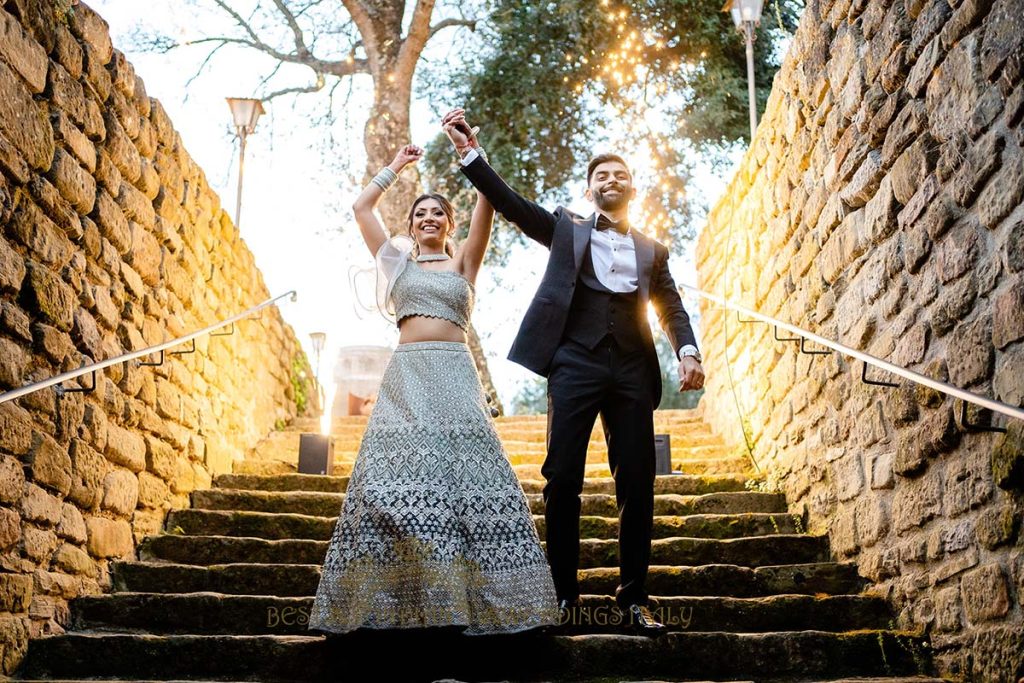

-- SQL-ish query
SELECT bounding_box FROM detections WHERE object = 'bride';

[308,139,559,635]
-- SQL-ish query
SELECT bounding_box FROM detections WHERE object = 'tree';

[422,0,802,257]
[138,0,802,411]
[136,0,504,409]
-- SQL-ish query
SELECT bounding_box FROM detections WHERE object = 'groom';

[443,110,704,634]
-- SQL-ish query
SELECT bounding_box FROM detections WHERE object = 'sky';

[88,0,746,413]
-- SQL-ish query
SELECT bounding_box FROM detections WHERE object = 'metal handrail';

[680,284,1024,425]
[0,290,298,405]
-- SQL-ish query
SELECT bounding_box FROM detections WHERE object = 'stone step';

[314,432,727,451]
[112,560,869,598]
[17,630,927,682]
[166,509,799,541]
[512,460,752,480]
[504,444,737,465]
[190,489,786,517]
[11,679,952,683]
[232,458,754,479]
[71,592,894,636]
[212,473,752,496]
[250,445,740,468]
[289,410,707,432]
[137,533,828,568]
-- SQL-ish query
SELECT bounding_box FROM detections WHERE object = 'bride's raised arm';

[443,114,493,285]
[457,188,494,285]
[352,144,423,257]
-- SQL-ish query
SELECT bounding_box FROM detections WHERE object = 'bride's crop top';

[375,237,474,332]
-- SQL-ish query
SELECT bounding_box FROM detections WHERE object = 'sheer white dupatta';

[374,234,415,324]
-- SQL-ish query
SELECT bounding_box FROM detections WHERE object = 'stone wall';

[695,0,1023,679]
[0,0,319,672]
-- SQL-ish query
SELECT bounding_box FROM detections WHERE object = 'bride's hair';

[407,193,457,257]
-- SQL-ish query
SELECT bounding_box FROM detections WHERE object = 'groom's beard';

[593,185,630,212]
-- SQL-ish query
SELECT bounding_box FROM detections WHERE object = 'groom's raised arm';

[459,151,557,248]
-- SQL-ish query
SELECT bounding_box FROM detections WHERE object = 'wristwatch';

[679,345,702,364]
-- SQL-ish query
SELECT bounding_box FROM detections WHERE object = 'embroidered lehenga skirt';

[309,341,559,635]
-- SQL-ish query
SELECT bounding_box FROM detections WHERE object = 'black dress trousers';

[542,334,656,609]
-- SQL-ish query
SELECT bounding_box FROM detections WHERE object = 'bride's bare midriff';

[398,316,468,344]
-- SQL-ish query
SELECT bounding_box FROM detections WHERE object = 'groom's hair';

[587,154,631,184]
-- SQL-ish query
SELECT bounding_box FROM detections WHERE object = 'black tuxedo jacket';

[460,155,697,407]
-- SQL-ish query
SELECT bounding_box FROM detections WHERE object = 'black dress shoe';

[625,603,666,635]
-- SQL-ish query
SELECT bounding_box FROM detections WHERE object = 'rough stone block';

[84,516,133,559]
[22,260,75,332]
[0,335,27,390]
[0,453,25,506]
[0,59,52,170]
[947,314,993,386]
[992,279,1024,348]
[977,143,1024,229]
[977,503,1020,549]
[104,423,146,473]
[26,431,72,496]
[20,482,61,525]
[890,138,935,204]
[101,468,139,516]
[67,437,107,509]
[0,7,48,93]
[91,189,131,255]
[979,0,1024,80]
[926,34,985,143]
[0,505,20,551]
[47,146,96,215]
[893,469,943,533]
[929,275,977,336]
[102,110,141,185]
[145,434,178,481]
[0,572,31,612]
[952,130,1005,206]
[993,345,1024,409]
[56,502,87,544]
[52,542,95,577]
[961,563,1010,622]
[27,175,83,244]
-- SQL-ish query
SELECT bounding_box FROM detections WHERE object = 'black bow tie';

[595,214,629,235]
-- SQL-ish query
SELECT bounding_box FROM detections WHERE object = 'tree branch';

[263,70,327,101]
[181,36,369,76]
[428,17,477,41]
[339,0,380,67]
[270,0,312,58]
[396,0,437,82]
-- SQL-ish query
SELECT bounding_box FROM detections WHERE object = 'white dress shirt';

[460,147,700,362]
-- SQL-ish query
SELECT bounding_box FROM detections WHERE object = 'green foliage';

[507,332,703,415]
[290,353,310,416]
[654,333,704,409]
[421,0,802,261]
[510,376,549,415]
[54,0,75,25]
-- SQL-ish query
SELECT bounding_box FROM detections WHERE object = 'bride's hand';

[391,144,424,169]
[442,109,479,153]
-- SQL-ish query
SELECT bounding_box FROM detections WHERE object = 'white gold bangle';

[371,167,398,192]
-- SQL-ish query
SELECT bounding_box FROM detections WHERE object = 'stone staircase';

[15,410,944,682]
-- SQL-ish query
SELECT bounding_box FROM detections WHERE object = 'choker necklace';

[416,253,450,262]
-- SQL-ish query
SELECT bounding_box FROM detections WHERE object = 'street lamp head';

[226,97,265,136]
[723,0,764,28]
[310,332,327,354]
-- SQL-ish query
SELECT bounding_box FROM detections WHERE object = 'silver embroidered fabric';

[389,259,475,332]
[308,341,559,635]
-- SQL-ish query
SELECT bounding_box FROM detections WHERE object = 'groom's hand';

[678,357,704,392]
[441,108,478,155]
